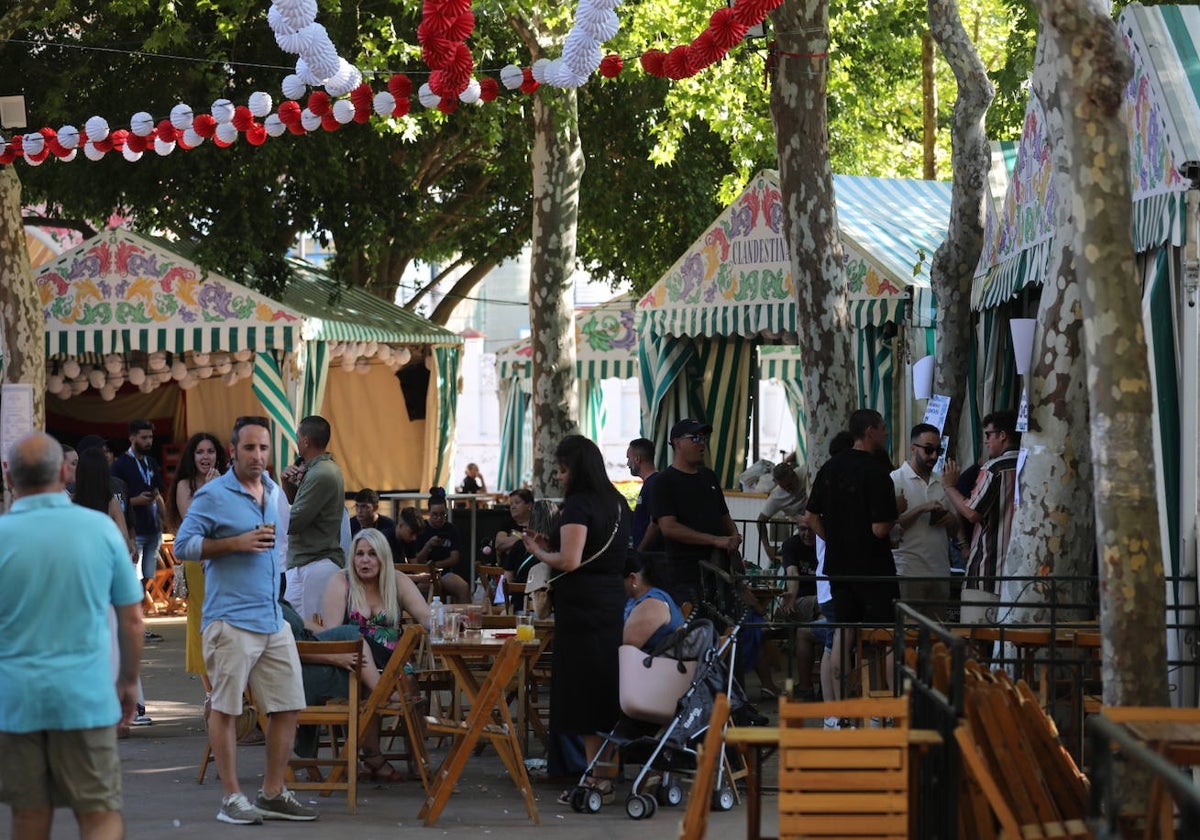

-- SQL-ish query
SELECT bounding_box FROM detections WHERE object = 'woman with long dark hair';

[522,435,630,803]
[165,432,229,709]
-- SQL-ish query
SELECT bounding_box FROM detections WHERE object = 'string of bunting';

[0,0,782,165]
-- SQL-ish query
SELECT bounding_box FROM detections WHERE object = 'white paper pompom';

[100,384,118,401]
[85,116,110,142]
[281,74,307,101]
[128,367,146,386]
[87,368,107,389]
[331,99,355,124]
[138,378,156,394]
[179,375,200,391]
[104,354,123,373]
[233,358,253,376]
[148,351,167,370]
[182,128,205,147]
[215,122,238,143]
[154,138,176,156]
[267,4,294,36]
[296,57,323,86]
[130,111,155,136]
[24,150,45,166]
[575,4,620,42]
[83,141,105,161]
[500,64,525,90]
[62,359,81,379]
[417,83,440,109]
[57,125,79,149]
[459,79,481,104]
[394,347,412,366]
[341,354,357,372]
[171,360,189,381]
[211,99,235,123]
[531,58,552,83]
[47,375,64,395]
[60,148,77,162]
[300,108,322,132]
[563,29,603,77]
[193,365,213,379]
[22,132,44,156]
[248,91,273,117]
[264,114,287,137]
[121,145,143,162]
[170,103,194,130]
[324,59,361,97]
[372,91,396,116]
[107,373,125,389]
[275,0,318,31]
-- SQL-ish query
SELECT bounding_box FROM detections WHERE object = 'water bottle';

[429,596,444,641]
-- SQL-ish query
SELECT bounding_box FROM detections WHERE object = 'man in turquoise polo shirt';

[0,432,144,840]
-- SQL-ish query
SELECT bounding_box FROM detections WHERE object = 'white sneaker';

[823,716,841,729]
[217,792,263,825]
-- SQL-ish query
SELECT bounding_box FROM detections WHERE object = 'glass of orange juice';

[515,613,535,641]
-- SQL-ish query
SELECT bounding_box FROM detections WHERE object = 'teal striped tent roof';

[38,229,458,357]
[972,3,1194,310]
[636,170,953,337]
[495,293,637,380]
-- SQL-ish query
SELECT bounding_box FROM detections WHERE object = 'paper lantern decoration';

[211,99,235,123]
[231,105,254,131]
[307,90,331,116]
[170,103,194,130]
[87,369,107,389]
[62,359,81,379]
[520,68,539,94]
[282,74,307,100]
[296,56,322,86]
[417,84,440,109]
[478,77,499,102]
[215,122,238,144]
[148,351,167,370]
[372,91,397,116]
[264,114,286,137]
[107,373,125,389]
[387,74,413,99]
[247,91,272,118]
[104,354,124,373]
[152,137,176,155]
[394,347,412,366]
[128,367,146,386]
[22,132,44,156]
[331,99,355,124]
[599,54,623,78]
[459,79,481,104]
[355,357,371,374]
[531,58,551,83]
[171,360,189,381]
[47,375,64,395]
[275,0,318,31]
[182,128,205,147]
[500,64,524,90]
[85,116,110,142]
[179,375,200,390]
[57,125,80,149]
[130,111,154,136]
[138,379,156,394]
[300,108,322,131]
[83,141,105,161]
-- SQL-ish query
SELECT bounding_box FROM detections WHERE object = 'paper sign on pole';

[1,383,35,467]
[923,394,951,433]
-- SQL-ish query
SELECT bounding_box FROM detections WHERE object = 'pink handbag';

[617,644,697,725]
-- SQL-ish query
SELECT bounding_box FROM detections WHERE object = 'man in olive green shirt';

[281,415,345,624]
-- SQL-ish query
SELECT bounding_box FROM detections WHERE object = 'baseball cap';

[669,418,713,443]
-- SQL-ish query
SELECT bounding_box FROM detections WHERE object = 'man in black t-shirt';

[349,488,400,560]
[650,418,742,607]
[806,409,900,624]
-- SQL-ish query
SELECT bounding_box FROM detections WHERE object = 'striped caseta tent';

[636,169,953,488]
[39,229,461,490]
[968,3,1198,696]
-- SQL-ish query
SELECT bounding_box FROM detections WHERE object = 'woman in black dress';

[522,435,630,801]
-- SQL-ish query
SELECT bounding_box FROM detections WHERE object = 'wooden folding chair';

[355,624,431,792]
[777,695,912,840]
[396,562,440,603]
[285,640,363,813]
[474,564,508,613]
[678,693,731,840]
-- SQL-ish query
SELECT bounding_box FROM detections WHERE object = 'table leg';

[741,743,762,840]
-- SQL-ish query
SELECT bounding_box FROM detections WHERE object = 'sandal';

[360,750,405,783]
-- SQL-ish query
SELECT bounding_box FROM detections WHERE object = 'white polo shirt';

[888,461,951,578]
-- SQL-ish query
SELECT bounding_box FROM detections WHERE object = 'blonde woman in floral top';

[319,528,431,669]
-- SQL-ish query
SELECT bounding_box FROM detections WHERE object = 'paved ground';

[40,617,769,840]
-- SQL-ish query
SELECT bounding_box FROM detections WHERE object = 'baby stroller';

[567,616,748,819]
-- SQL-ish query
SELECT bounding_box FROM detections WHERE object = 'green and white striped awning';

[281,260,460,347]
[495,293,637,380]
[39,229,301,357]
[973,5,1194,311]
[637,170,952,340]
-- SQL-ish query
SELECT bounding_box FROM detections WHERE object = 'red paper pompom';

[640,49,667,77]
[0,147,16,165]
[392,98,411,118]
[708,7,749,50]
[321,113,340,131]
[598,54,624,78]
[307,90,332,117]
[689,30,725,72]
[353,103,371,123]
[192,114,217,138]
[437,98,458,114]
[732,0,772,27]
[350,83,374,109]
[231,105,254,131]
[125,133,147,153]
[287,120,306,135]
[663,46,692,80]
[177,133,194,150]
[423,38,456,70]
[212,134,233,148]
[156,120,178,143]
[388,73,413,99]
[444,8,475,42]
[428,70,454,100]
[109,129,130,148]
[520,67,539,94]
[478,77,499,102]
[27,147,50,164]
[277,100,302,125]
[7,135,22,154]
[448,42,474,79]
[246,123,268,145]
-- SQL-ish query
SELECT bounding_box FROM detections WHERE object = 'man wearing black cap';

[649,418,742,607]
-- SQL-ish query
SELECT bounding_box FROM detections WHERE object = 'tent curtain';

[1142,248,1181,580]
[639,331,704,473]
[299,340,330,421]
[855,325,897,461]
[424,347,460,492]
[252,351,297,479]
[496,378,532,491]
[780,378,808,466]
[577,378,607,441]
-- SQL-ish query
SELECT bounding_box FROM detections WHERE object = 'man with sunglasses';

[890,423,957,619]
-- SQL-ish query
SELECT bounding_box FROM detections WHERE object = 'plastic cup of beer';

[515,614,535,641]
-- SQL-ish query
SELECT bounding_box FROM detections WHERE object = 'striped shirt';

[964,450,1019,594]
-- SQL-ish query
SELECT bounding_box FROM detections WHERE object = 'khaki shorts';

[203,620,306,716]
[0,727,122,811]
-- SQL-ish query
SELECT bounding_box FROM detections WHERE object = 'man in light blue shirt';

[175,416,315,825]
[0,431,144,840]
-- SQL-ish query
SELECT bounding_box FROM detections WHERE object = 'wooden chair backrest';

[289,640,364,812]
[678,692,730,840]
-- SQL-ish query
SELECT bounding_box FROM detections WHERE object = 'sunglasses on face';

[679,434,707,444]
[983,430,1002,439]
[913,443,944,456]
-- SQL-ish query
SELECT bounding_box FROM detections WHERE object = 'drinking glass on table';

[515,613,535,641]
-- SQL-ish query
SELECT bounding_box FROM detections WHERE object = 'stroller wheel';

[657,783,684,807]
[584,787,605,813]
[625,793,655,820]
[711,786,735,812]
[642,793,658,818]
[569,786,588,813]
